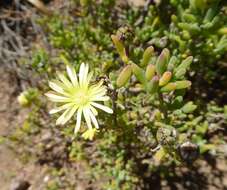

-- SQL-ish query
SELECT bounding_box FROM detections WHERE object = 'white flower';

[45,63,113,134]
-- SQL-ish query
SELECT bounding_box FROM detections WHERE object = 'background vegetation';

[0,0,227,189]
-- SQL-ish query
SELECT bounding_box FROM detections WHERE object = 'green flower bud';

[159,71,172,86]
[175,68,186,78]
[181,101,197,113]
[116,65,132,87]
[145,64,156,80]
[175,80,191,89]
[147,75,159,94]
[141,46,154,66]
[160,82,176,92]
[175,56,193,72]
[111,35,128,63]
[155,48,170,75]
[131,62,146,85]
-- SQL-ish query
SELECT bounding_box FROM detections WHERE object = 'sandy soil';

[0,66,47,190]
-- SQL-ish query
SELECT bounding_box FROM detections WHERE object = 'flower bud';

[175,80,191,89]
[141,46,154,66]
[147,75,159,94]
[145,64,156,80]
[160,82,176,92]
[159,71,172,86]
[111,35,128,63]
[155,48,170,75]
[116,65,132,87]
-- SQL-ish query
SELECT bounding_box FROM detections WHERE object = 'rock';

[10,179,30,190]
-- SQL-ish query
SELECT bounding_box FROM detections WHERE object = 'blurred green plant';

[136,0,227,80]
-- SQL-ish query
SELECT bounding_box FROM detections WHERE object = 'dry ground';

[0,66,48,190]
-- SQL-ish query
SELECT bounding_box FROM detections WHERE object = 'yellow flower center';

[73,88,90,106]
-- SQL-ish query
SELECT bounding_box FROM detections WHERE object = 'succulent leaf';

[159,71,172,86]
[141,46,154,66]
[156,48,170,75]
[116,65,132,87]
[145,64,156,81]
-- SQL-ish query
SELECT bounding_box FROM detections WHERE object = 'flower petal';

[74,108,82,133]
[49,103,74,114]
[45,92,70,102]
[57,72,73,88]
[92,96,110,101]
[83,108,92,129]
[61,105,78,125]
[56,108,70,125]
[87,108,99,129]
[91,102,113,114]
[66,65,78,86]
[89,105,98,116]
[48,81,70,96]
[89,81,104,92]
[86,71,93,85]
[51,79,68,90]
[79,63,85,85]
[89,88,107,97]
[82,64,89,85]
